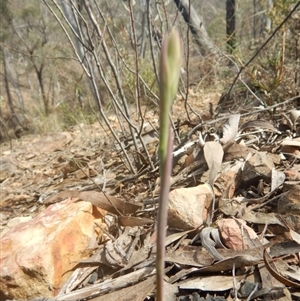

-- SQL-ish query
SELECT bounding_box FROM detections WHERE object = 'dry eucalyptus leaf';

[270,240,300,258]
[203,141,224,185]
[218,198,246,217]
[263,249,300,289]
[169,267,199,283]
[118,233,152,271]
[61,265,99,295]
[173,141,195,157]
[86,275,156,301]
[44,190,141,215]
[165,245,214,267]
[252,287,292,300]
[290,229,300,244]
[200,227,224,261]
[168,246,267,279]
[240,120,279,133]
[163,282,179,301]
[199,254,262,273]
[281,138,300,147]
[179,274,244,291]
[118,216,153,227]
[210,227,227,249]
[290,109,300,125]
[271,168,286,192]
[56,266,155,301]
[220,114,240,145]
[165,229,195,246]
[242,211,285,227]
[104,227,138,268]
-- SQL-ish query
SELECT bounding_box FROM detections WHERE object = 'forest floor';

[1,89,300,301]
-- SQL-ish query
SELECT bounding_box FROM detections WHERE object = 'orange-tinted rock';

[0,198,106,300]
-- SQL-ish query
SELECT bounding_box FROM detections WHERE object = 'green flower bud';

[159,29,182,111]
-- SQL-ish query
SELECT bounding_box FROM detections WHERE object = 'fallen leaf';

[55,266,155,301]
[199,254,262,272]
[263,248,300,288]
[44,191,141,215]
[118,216,153,227]
[179,274,244,291]
[165,245,214,267]
[220,113,240,144]
[88,275,156,301]
[203,141,224,185]
[281,137,300,147]
[240,120,279,133]
[242,211,286,226]
[199,227,224,261]
[290,109,300,125]
[271,168,286,192]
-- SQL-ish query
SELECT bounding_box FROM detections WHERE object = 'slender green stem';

[156,28,182,301]
[156,126,173,300]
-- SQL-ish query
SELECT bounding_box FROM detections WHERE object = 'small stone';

[278,185,300,215]
[168,184,213,230]
[216,218,257,250]
[242,152,275,185]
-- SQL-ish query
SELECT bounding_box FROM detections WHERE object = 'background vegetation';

[0,0,299,171]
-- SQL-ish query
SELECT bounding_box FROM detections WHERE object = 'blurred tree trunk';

[265,0,273,32]
[59,0,100,108]
[253,0,265,39]
[13,22,50,116]
[34,64,49,116]
[173,0,219,56]
[0,0,14,114]
[1,46,15,115]
[226,0,236,53]
[10,58,25,112]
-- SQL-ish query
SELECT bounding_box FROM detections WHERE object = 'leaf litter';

[1,104,300,301]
